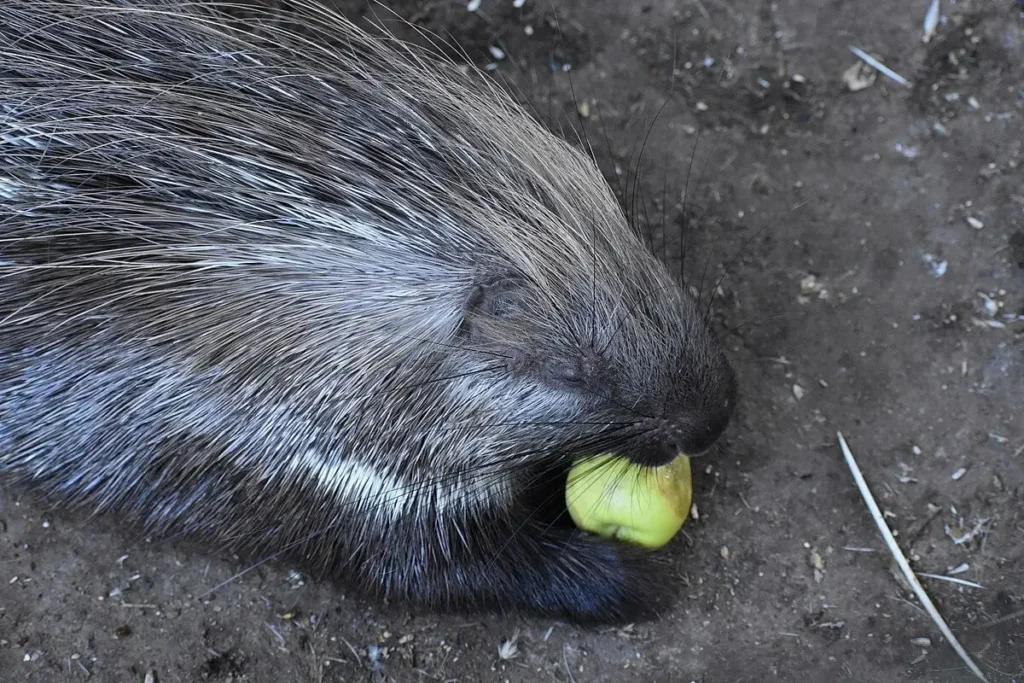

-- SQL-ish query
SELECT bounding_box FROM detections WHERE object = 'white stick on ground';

[923,0,940,43]
[836,431,989,683]
[918,573,986,590]
[848,46,912,87]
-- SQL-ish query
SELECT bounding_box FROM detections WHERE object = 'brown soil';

[2,1,1022,681]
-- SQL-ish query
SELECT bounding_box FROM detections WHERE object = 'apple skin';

[565,453,692,549]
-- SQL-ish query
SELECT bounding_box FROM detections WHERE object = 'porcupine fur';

[0,0,738,623]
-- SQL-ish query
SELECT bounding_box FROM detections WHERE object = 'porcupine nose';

[672,406,731,456]
[652,360,739,463]
[674,361,739,456]
[623,397,737,467]
[639,405,731,465]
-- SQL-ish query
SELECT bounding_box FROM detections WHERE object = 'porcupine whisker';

[574,385,657,421]
[582,123,644,259]
[702,222,773,322]
[628,96,676,255]
[442,422,638,434]
[536,48,592,158]
[683,64,737,306]
[659,33,681,264]
[674,63,732,287]
[617,115,647,235]
[576,47,628,211]
[636,157,658,264]
[388,338,514,362]
[657,126,672,265]
[629,108,661,238]
[428,431,641,553]
[560,448,646,522]
[610,87,690,258]
[363,431,636,524]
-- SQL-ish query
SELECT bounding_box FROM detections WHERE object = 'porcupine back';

[0,0,737,623]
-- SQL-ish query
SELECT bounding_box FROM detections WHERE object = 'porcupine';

[0,0,738,624]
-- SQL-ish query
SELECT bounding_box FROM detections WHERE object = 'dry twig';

[837,431,988,683]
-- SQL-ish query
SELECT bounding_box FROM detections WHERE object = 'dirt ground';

[2,0,1022,681]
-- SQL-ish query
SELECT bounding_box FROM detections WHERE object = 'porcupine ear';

[464,277,528,320]
[460,276,589,390]
[459,275,530,343]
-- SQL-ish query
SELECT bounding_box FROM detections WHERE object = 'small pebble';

[966,216,984,229]
[951,467,967,480]
[911,637,932,647]
[810,551,825,570]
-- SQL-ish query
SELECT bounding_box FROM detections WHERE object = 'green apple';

[565,453,692,549]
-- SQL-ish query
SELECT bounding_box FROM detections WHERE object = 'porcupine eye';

[544,363,585,389]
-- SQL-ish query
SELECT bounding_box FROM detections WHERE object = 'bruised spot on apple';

[565,454,692,549]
